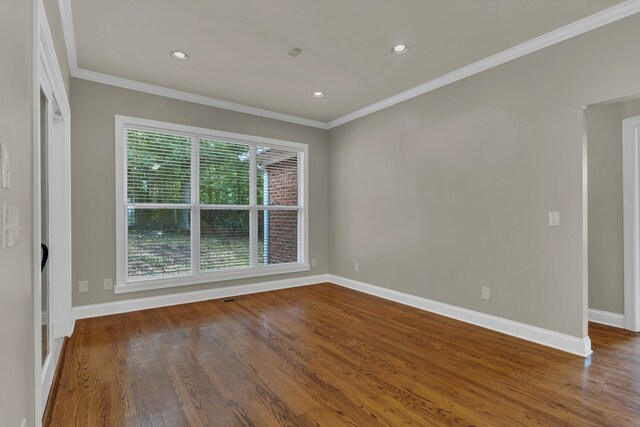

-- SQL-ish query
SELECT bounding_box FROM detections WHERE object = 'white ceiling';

[69,0,623,123]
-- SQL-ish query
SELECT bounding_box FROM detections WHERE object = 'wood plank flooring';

[48,284,640,426]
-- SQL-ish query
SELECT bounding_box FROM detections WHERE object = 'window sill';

[114,263,311,294]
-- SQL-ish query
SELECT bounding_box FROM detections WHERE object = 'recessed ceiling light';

[171,50,189,60]
[391,44,409,55]
[312,91,325,98]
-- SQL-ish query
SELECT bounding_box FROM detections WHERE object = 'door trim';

[622,115,640,332]
[35,0,72,423]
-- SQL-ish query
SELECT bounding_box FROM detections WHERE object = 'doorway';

[586,100,640,332]
[35,3,73,421]
[38,83,71,409]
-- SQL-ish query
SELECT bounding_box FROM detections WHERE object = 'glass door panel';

[40,89,50,366]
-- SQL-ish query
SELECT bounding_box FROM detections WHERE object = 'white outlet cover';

[104,278,113,290]
[79,280,89,293]
[1,143,10,189]
[2,204,20,248]
[481,286,491,300]
[549,211,560,226]
[354,262,359,272]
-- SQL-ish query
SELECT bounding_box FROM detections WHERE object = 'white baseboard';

[328,275,592,358]
[588,308,625,328]
[71,272,592,357]
[73,274,331,321]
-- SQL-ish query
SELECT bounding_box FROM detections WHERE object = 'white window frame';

[115,115,309,293]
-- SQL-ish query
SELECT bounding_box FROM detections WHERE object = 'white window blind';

[126,129,192,279]
[116,116,309,293]
[127,129,191,204]
[199,139,251,272]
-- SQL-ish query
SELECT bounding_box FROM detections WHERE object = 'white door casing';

[35,0,73,422]
[622,115,640,332]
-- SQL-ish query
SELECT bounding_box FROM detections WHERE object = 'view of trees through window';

[125,128,300,280]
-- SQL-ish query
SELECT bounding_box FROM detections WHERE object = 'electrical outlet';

[1,143,10,189]
[548,211,560,226]
[481,286,491,301]
[79,280,89,293]
[354,262,359,272]
[2,204,20,248]
[311,258,317,267]
[104,278,113,290]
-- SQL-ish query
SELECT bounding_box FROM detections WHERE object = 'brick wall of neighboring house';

[264,159,298,264]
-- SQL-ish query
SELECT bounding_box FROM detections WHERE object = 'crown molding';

[57,0,328,130]
[328,0,640,128]
[58,0,77,72]
[40,0,70,114]
[58,0,640,130]
[70,67,330,129]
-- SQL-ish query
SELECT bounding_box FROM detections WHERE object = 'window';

[115,116,308,293]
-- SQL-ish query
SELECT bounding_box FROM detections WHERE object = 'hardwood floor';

[43,337,69,427]
[48,284,640,426]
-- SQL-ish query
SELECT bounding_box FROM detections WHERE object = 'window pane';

[200,139,250,205]
[200,210,250,271]
[257,147,299,206]
[258,209,298,265]
[127,129,191,204]
[128,208,191,279]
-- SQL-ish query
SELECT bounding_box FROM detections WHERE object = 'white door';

[37,77,72,417]
[38,82,56,412]
[36,3,73,422]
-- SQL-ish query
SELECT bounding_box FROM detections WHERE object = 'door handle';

[41,243,48,272]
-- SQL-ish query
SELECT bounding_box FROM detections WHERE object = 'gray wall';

[328,14,640,339]
[588,98,640,314]
[0,1,35,426]
[626,99,640,119]
[67,11,640,339]
[71,78,330,306]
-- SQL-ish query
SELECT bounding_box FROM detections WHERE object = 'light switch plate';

[2,204,20,248]
[79,280,89,293]
[549,211,561,227]
[1,143,10,189]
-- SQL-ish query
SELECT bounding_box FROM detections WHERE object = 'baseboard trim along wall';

[588,308,626,328]
[72,273,592,357]
[72,274,332,321]
[328,275,592,358]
